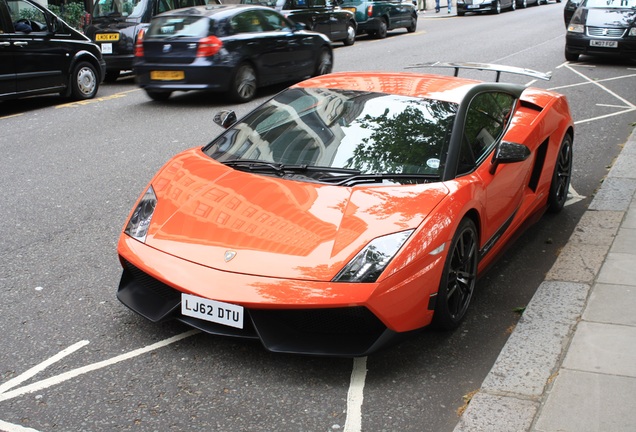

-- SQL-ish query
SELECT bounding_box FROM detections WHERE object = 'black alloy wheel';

[314,48,333,76]
[433,218,478,330]
[548,134,573,213]
[374,19,388,39]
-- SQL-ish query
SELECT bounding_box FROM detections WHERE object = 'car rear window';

[147,15,212,37]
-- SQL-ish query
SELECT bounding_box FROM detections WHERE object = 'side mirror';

[489,141,530,174]
[51,17,64,34]
[214,110,237,129]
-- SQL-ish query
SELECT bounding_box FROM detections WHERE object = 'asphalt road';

[1,3,635,431]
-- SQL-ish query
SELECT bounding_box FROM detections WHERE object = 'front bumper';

[116,235,440,356]
[566,33,636,60]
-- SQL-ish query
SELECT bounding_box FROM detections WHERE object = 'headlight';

[567,23,584,33]
[124,185,157,243]
[333,230,413,283]
[629,28,636,37]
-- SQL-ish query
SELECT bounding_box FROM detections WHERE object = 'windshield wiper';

[318,173,439,186]
[223,160,361,176]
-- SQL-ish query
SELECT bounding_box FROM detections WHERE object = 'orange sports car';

[117,63,574,356]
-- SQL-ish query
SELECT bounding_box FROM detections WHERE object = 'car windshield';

[93,0,148,18]
[585,0,635,8]
[148,15,211,37]
[204,88,457,184]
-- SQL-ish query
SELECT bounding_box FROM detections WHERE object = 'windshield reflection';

[204,88,457,182]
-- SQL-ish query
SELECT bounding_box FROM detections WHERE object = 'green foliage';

[48,2,86,30]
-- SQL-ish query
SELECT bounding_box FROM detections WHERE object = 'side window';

[458,92,516,175]
[231,11,265,33]
[7,0,48,32]
[259,10,291,31]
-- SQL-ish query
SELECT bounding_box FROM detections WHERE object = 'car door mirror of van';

[50,17,65,34]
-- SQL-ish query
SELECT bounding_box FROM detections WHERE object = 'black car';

[456,0,516,15]
[0,0,105,102]
[565,0,636,62]
[133,4,333,102]
[340,0,417,39]
[563,0,581,26]
[242,0,357,45]
[84,0,215,82]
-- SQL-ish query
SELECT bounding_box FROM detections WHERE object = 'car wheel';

[510,0,516,10]
[406,14,417,33]
[70,61,99,100]
[432,218,478,330]
[104,69,121,83]
[458,10,465,15]
[229,63,257,103]
[145,89,172,101]
[343,22,356,46]
[374,19,388,39]
[565,48,579,62]
[547,134,573,213]
[520,0,527,8]
[494,0,502,13]
[314,48,333,77]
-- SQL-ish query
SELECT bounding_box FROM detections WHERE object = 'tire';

[492,0,502,13]
[547,134,573,213]
[432,218,479,330]
[314,48,333,77]
[565,48,579,62]
[374,19,388,39]
[228,63,257,103]
[510,0,516,11]
[406,14,417,33]
[343,22,356,46]
[145,89,172,101]
[70,61,99,100]
[104,69,121,83]
[520,0,527,8]
[458,10,465,15]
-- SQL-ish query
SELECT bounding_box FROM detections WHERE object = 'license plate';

[181,293,244,329]
[590,40,618,48]
[96,33,119,41]
[468,4,481,8]
[100,43,112,54]
[150,70,185,81]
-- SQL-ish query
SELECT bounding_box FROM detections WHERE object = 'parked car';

[241,0,357,45]
[563,0,581,27]
[515,0,541,8]
[456,0,516,15]
[117,63,574,356]
[133,4,333,102]
[565,0,636,62]
[0,0,105,102]
[340,0,417,39]
[83,0,217,82]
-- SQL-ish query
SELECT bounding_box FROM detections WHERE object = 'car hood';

[143,149,449,281]
[584,8,636,27]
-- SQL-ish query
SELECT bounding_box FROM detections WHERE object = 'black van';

[0,0,105,101]
[84,0,216,82]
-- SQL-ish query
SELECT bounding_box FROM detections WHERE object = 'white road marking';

[0,420,41,432]
[0,330,199,403]
[566,184,586,206]
[344,357,368,432]
[0,340,89,395]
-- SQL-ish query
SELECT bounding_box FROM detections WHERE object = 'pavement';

[452,127,636,431]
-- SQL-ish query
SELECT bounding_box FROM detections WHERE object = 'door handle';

[13,41,28,47]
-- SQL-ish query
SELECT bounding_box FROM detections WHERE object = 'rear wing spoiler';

[407,62,552,82]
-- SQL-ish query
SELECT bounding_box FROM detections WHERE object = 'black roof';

[155,4,274,19]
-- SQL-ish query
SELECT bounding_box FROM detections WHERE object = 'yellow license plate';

[150,70,185,81]
[95,33,119,41]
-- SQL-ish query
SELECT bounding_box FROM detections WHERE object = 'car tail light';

[367,5,373,17]
[196,36,222,57]
[134,29,145,57]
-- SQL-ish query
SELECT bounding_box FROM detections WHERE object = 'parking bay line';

[344,356,368,432]
[0,330,200,403]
